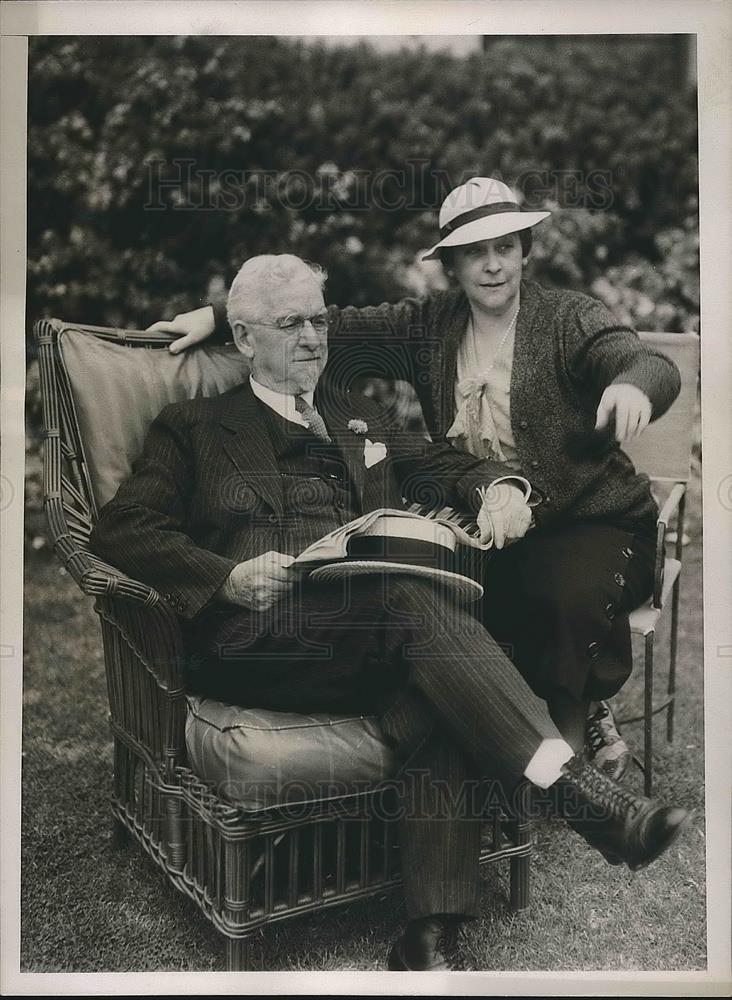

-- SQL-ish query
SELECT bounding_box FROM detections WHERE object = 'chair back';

[622,331,700,483]
[36,320,250,524]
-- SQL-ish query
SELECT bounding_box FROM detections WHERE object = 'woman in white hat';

[150,176,681,780]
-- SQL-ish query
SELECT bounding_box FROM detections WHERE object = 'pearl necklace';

[468,301,521,376]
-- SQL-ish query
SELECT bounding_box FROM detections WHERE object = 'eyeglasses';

[249,313,330,336]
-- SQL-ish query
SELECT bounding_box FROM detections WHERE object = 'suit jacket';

[90,379,512,620]
[212,278,681,532]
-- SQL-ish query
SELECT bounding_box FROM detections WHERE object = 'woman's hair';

[439,228,532,270]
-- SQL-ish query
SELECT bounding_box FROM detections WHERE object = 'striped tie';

[294,395,332,442]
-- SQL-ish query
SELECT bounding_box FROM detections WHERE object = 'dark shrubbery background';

[27,34,699,344]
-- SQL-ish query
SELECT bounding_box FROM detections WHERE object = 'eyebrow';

[275,310,329,323]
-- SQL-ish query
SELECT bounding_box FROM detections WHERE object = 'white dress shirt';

[249,375,314,426]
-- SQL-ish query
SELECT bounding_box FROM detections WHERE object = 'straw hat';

[422,177,550,261]
[308,512,483,602]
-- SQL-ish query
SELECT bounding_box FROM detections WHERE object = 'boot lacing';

[565,755,641,820]
[586,704,611,754]
[579,763,641,819]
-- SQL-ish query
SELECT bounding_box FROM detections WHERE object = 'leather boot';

[387,915,462,971]
[556,753,690,871]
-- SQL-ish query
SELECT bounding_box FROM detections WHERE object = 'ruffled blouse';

[447,319,521,470]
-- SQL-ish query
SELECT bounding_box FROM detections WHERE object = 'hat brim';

[309,560,483,603]
[422,211,551,261]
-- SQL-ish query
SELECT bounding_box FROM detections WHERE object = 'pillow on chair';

[58,325,250,509]
[185,696,397,811]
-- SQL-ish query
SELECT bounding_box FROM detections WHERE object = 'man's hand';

[477,482,532,550]
[146,305,217,355]
[595,383,653,443]
[218,551,296,611]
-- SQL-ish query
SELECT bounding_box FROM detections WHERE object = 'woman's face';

[451,232,524,317]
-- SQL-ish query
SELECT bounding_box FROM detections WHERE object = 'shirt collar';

[249,375,314,426]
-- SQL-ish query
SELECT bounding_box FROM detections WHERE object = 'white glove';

[477,482,532,550]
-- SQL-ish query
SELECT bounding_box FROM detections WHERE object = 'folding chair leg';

[510,854,530,912]
[644,631,655,797]
[667,490,687,744]
[666,575,681,744]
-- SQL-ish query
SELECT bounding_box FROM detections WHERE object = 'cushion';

[185,695,397,812]
[58,326,251,508]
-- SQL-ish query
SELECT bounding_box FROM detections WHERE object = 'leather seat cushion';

[185,695,397,812]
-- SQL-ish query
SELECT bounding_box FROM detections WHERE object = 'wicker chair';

[34,317,532,971]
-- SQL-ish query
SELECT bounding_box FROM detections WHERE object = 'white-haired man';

[92,254,689,971]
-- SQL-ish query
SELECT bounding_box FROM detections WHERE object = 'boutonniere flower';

[348,418,369,435]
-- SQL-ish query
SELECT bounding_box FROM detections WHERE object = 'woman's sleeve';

[211,294,431,385]
[565,296,681,419]
[211,298,232,343]
[325,296,431,387]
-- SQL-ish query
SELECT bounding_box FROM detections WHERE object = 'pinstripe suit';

[91,378,561,920]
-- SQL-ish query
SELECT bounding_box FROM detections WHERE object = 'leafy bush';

[27,34,699,344]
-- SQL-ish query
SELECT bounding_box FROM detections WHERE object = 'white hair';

[226,254,327,329]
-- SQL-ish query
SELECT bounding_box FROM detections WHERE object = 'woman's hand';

[146,305,217,355]
[217,551,296,611]
[595,383,653,443]
[477,482,532,550]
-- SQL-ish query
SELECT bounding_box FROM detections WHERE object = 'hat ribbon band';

[440,201,523,239]
[346,535,459,573]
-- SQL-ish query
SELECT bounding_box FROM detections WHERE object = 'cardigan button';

[622,546,634,559]
[530,459,539,469]
[614,572,626,587]
[519,419,529,430]
[587,641,601,658]
[605,602,616,621]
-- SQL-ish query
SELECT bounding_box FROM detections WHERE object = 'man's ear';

[232,320,255,360]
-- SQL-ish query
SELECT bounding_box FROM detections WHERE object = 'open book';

[293,503,492,571]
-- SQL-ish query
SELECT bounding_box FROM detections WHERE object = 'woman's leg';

[478,523,656,764]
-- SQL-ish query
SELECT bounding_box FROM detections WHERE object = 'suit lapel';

[316,385,367,509]
[219,383,284,515]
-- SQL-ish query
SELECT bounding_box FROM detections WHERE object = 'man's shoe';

[585,700,631,781]
[556,754,690,871]
[387,915,461,971]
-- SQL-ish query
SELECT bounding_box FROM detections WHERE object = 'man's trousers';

[192,575,562,920]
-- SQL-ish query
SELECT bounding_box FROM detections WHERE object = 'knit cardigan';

[212,279,681,533]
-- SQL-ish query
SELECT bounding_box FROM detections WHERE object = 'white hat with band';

[422,177,551,261]
[306,511,484,602]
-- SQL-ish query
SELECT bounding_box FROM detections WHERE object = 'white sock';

[523,738,575,789]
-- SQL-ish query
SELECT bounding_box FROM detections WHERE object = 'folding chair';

[619,331,700,795]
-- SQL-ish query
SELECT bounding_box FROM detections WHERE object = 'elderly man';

[91,254,688,971]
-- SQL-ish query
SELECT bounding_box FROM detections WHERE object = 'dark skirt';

[475,522,656,703]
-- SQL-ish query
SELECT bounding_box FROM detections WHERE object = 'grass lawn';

[20,474,706,973]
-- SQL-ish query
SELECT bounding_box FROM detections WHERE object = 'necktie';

[294,396,332,442]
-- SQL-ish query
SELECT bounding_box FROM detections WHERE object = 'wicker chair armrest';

[82,553,162,607]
